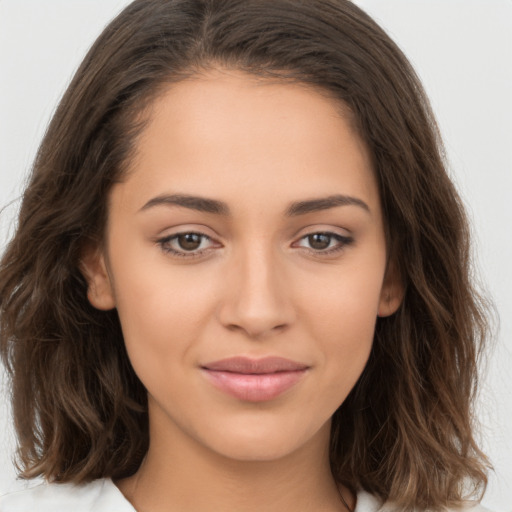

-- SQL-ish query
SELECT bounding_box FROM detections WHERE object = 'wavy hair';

[0,0,490,509]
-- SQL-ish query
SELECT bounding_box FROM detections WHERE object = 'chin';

[199,416,331,463]
[210,437,304,463]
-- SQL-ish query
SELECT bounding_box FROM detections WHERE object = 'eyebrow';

[139,193,370,216]
[140,194,229,215]
[285,194,370,216]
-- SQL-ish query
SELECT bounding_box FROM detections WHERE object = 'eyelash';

[157,232,216,259]
[293,232,354,256]
[156,231,354,259]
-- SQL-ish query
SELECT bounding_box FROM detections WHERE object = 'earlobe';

[80,245,116,311]
[377,260,404,318]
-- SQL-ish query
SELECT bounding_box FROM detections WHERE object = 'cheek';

[313,288,377,369]
[301,254,384,335]
[297,259,385,391]
[109,254,220,378]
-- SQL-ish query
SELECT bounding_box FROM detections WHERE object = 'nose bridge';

[218,237,294,337]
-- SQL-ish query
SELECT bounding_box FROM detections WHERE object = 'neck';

[116,408,354,512]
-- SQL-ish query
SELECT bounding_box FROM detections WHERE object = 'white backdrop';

[0,1,511,510]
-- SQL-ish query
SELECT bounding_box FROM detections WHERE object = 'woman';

[0,0,491,510]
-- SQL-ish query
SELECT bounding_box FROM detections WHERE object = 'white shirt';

[0,478,490,512]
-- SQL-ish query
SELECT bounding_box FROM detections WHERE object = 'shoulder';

[0,478,135,512]
[355,490,493,512]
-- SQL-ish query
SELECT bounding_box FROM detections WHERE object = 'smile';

[201,356,309,402]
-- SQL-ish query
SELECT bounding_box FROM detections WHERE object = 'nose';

[216,243,295,339]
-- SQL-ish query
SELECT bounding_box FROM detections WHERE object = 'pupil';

[309,233,331,250]
[178,233,202,251]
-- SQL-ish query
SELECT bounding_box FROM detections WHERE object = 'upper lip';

[201,356,309,374]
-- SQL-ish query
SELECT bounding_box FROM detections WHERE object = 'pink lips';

[201,356,309,402]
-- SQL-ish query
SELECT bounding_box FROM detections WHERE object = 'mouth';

[201,356,310,402]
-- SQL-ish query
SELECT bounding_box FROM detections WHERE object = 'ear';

[377,259,404,317]
[80,244,116,311]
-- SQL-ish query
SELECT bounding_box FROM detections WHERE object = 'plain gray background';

[1,1,511,510]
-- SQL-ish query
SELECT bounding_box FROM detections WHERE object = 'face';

[83,69,401,463]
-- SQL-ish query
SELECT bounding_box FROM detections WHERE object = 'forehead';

[118,68,379,215]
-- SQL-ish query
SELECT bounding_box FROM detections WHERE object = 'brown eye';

[307,233,332,250]
[158,232,215,257]
[294,231,354,255]
[177,233,203,251]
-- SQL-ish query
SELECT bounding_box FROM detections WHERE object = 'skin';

[83,68,402,512]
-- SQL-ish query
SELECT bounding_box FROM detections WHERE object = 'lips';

[201,356,309,402]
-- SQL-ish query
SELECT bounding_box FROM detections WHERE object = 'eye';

[157,232,217,257]
[294,232,353,255]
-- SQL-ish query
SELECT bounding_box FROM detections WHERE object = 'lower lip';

[202,369,307,402]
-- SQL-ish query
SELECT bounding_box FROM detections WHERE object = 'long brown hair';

[0,0,490,509]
